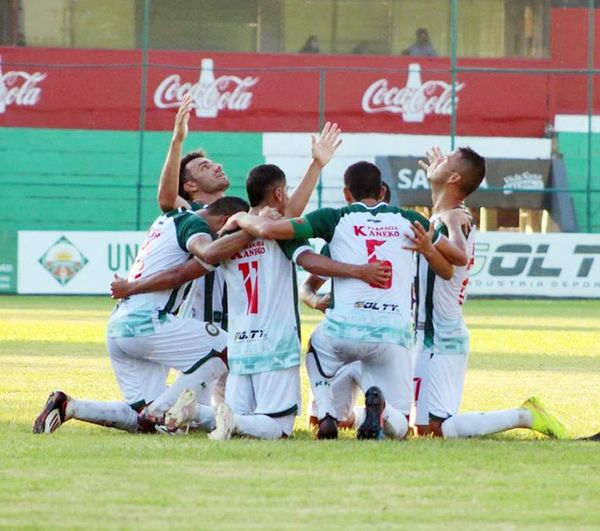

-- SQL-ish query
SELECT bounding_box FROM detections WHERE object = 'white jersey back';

[416,214,476,354]
[107,209,212,336]
[291,202,429,346]
[222,238,309,375]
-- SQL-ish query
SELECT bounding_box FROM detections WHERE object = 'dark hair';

[382,181,391,203]
[344,161,382,201]
[178,150,207,200]
[246,164,286,207]
[456,147,486,197]
[204,196,250,216]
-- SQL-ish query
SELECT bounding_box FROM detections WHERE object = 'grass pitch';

[1,296,600,529]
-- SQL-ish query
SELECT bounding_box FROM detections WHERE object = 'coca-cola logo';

[154,59,258,118]
[0,59,46,114]
[362,64,465,123]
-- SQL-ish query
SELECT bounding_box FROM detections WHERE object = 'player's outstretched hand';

[110,274,132,299]
[403,221,435,255]
[357,260,392,288]
[173,94,193,143]
[311,121,342,168]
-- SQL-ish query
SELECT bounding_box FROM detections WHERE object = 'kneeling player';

[412,147,565,440]
[33,197,251,434]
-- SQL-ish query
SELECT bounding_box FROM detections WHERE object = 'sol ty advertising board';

[18,231,145,294]
[469,232,600,298]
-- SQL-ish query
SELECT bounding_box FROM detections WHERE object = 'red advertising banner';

[0,44,595,136]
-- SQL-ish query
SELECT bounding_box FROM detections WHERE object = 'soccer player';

[33,197,251,434]
[411,146,565,439]
[220,161,453,440]
[301,181,393,430]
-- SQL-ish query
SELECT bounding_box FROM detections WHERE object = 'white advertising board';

[468,232,600,298]
[18,231,145,294]
[17,230,600,298]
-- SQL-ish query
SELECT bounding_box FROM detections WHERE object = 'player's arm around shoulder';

[110,259,207,299]
[225,212,298,240]
[403,213,454,281]
[434,209,472,267]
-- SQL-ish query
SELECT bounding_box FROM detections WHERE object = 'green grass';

[2,296,600,529]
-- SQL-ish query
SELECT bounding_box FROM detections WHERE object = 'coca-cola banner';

[0,47,590,135]
[378,156,552,209]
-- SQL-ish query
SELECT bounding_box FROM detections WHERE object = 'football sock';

[147,358,226,417]
[306,351,335,419]
[382,405,409,439]
[66,399,139,432]
[233,414,284,439]
[441,408,527,438]
[352,406,366,429]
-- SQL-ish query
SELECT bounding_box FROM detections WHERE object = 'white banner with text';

[17,231,600,298]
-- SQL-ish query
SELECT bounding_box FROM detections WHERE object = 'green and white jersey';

[176,201,228,329]
[221,237,311,375]
[176,269,227,328]
[291,202,429,347]
[415,213,476,354]
[107,208,213,337]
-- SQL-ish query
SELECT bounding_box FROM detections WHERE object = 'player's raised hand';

[356,260,392,288]
[418,145,446,179]
[110,274,132,299]
[311,121,343,167]
[403,221,435,255]
[173,94,193,143]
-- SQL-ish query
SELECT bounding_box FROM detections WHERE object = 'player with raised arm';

[33,197,251,435]
[411,146,565,440]
[223,161,453,440]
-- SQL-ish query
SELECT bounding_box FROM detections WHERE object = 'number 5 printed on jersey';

[365,239,393,289]
[238,261,259,314]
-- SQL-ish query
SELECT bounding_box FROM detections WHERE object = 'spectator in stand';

[402,28,438,57]
[299,35,320,54]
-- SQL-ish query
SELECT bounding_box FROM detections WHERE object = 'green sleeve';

[174,212,212,251]
[320,244,330,258]
[400,208,430,231]
[433,222,449,245]
[289,208,341,242]
[276,239,311,261]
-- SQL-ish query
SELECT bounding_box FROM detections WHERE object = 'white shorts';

[225,367,301,436]
[310,323,414,415]
[308,361,362,421]
[106,314,227,407]
[412,348,469,425]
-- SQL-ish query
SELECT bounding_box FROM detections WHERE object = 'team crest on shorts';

[38,236,89,286]
[205,323,220,336]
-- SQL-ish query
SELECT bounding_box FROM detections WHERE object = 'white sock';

[66,399,139,432]
[147,358,226,417]
[382,405,409,440]
[441,408,528,438]
[233,414,284,439]
[352,406,365,429]
[188,403,216,432]
[306,351,335,419]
